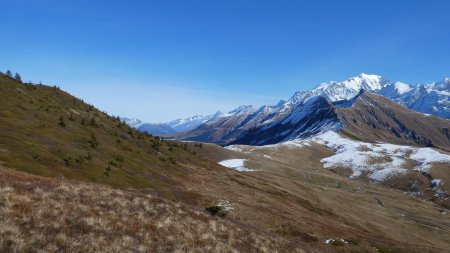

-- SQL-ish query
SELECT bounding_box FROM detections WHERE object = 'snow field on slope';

[218,159,257,172]
[286,132,450,182]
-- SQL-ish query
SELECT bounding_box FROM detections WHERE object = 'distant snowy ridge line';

[121,112,223,134]
[123,73,450,140]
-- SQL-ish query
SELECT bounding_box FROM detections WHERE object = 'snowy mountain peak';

[321,73,385,91]
[212,111,225,118]
[286,74,388,107]
[429,78,450,91]
[229,105,256,115]
[121,117,145,128]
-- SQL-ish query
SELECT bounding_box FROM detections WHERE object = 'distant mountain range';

[124,74,450,148]
[122,113,223,135]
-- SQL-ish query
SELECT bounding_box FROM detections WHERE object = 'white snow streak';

[218,159,256,172]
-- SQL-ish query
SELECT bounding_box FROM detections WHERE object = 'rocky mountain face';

[232,96,340,145]
[168,105,257,145]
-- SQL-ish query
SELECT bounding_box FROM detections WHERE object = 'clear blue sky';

[1,0,449,122]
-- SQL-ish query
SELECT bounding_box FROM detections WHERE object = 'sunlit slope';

[0,166,301,253]
[0,74,225,195]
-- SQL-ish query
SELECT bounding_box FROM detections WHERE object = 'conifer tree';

[14,72,22,83]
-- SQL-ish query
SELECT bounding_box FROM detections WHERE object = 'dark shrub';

[205,206,227,217]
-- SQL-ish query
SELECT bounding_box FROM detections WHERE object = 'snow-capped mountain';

[234,96,341,145]
[381,78,450,118]
[281,74,450,120]
[122,113,221,135]
[167,114,220,132]
[171,74,388,144]
[233,91,450,150]
[121,117,146,129]
[168,74,450,147]
[287,73,387,105]
[178,105,260,145]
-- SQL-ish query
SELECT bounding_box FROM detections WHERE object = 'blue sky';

[1,0,449,122]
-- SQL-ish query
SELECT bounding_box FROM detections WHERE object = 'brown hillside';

[0,166,302,253]
[337,92,450,151]
[0,73,228,197]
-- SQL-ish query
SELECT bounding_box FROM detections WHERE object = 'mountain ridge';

[159,74,450,148]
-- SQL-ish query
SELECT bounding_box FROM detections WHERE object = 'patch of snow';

[410,148,450,171]
[324,238,348,244]
[273,131,450,182]
[217,200,234,211]
[225,145,256,155]
[225,145,246,152]
[367,157,408,182]
[218,159,256,172]
[431,179,442,188]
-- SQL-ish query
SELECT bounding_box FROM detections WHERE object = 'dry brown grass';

[190,142,450,253]
[0,167,304,253]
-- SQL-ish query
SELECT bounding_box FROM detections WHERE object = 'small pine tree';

[14,72,22,83]
[104,166,111,176]
[58,116,66,127]
[89,134,98,148]
[89,117,98,127]
[6,70,12,78]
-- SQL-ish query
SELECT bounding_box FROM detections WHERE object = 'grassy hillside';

[0,166,301,253]
[0,73,227,199]
[338,92,450,151]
